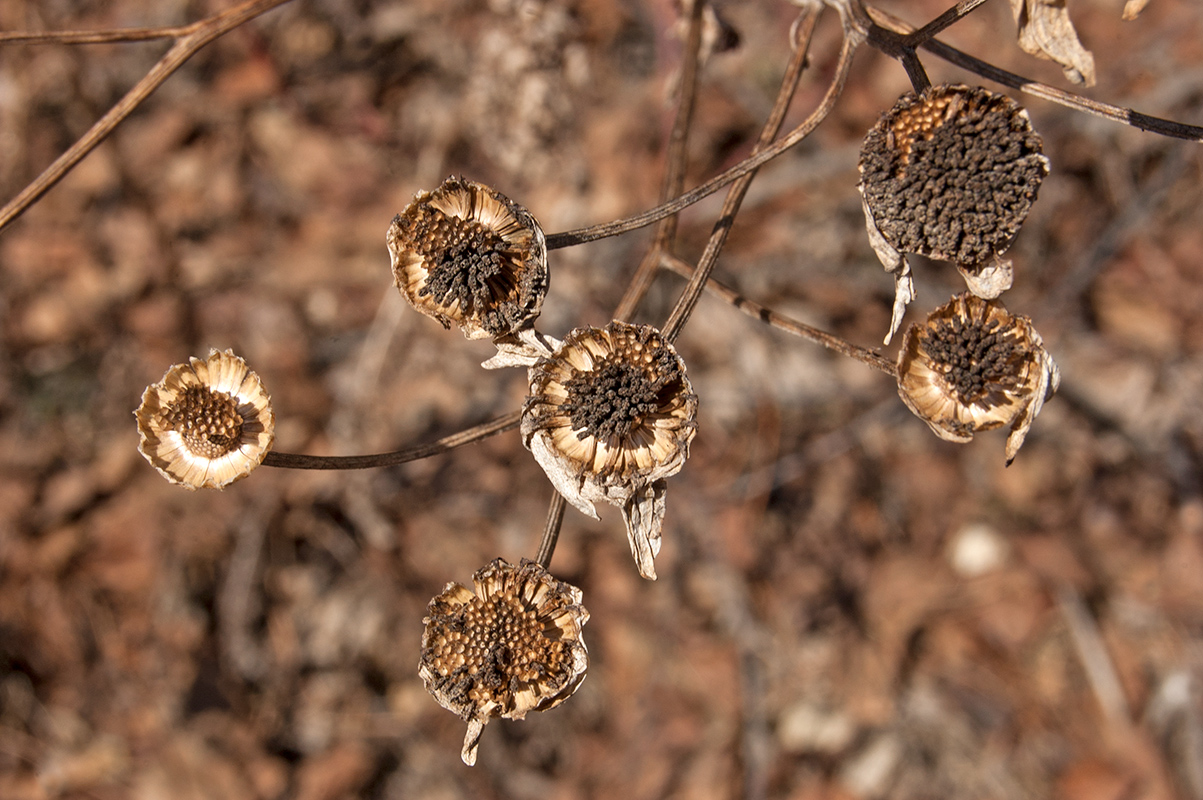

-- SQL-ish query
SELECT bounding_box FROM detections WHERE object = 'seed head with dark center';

[922,313,1022,406]
[424,592,569,712]
[162,386,244,459]
[406,206,520,326]
[859,85,1047,265]
[561,348,682,442]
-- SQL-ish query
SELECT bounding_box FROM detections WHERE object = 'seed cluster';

[860,85,1047,265]
[162,385,244,459]
[400,206,521,335]
[425,592,568,712]
[561,331,683,442]
[888,91,956,162]
[922,313,1022,405]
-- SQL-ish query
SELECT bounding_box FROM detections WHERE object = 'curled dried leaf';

[1010,0,1097,86]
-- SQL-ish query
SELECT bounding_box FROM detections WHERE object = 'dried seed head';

[522,321,698,580]
[419,558,589,766]
[135,349,275,489]
[897,292,1059,464]
[858,85,1049,343]
[860,84,1048,267]
[388,176,548,340]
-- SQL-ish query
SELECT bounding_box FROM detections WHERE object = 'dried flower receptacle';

[858,85,1049,342]
[388,176,548,340]
[897,293,1059,464]
[135,349,275,489]
[522,321,698,580]
[419,558,589,766]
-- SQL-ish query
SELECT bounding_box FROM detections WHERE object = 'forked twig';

[612,0,707,323]
[0,0,293,235]
[662,10,854,342]
[660,253,897,377]
[867,4,1203,142]
[544,21,866,252]
[262,410,521,471]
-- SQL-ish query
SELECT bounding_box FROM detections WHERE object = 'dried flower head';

[897,293,1059,465]
[387,176,548,340]
[419,558,589,766]
[522,321,698,580]
[858,84,1049,342]
[135,349,275,489]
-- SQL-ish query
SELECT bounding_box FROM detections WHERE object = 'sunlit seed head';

[388,176,548,340]
[135,349,275,490]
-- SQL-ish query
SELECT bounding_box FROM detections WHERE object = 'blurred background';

[1,0,1202,798]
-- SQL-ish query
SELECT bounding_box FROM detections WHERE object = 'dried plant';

[3,0,1203,795]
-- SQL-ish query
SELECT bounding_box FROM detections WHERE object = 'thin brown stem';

[262,410,521,471]
[904,0,992,47]
[662,10,850,343]
[536,493,567,569]
[612,0,707,323]
[660,253,897,377]
[0,0,293,235]
[900,50,931,93]
[0,24,198,45]
[868,4,1203,141]
[545,22,868,252]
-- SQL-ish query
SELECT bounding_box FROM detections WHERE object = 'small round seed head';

[859,84,1049,268]
[388,176,548,340]
[135,349,275,489]
[419,558,589,766]
[522,321,698,579]
[897,292,1059,464]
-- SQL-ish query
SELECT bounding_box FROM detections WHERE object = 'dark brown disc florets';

[388,176,548,340]
[859,84,1048,266]
[561,345,682,441]
[920,313,1023,407]
[423,591,571,711]
[407,206,522,331]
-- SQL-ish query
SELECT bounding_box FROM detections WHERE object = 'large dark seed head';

[859,84,1048,266]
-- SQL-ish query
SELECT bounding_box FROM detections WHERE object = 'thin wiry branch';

[536,494,567,570]
[0,0,294,235]
[662,9,853,342]
[660,253,897,377]
[262,411,521,471]
[612,0,707,324]
[867,3,1203,142]
[544,20,867,252]
[905,0,993,47]
[0,25,191,45]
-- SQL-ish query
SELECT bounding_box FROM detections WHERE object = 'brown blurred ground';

[1,0,1202,798]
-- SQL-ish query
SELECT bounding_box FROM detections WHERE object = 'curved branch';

[0,0,293,235]
[660,253,897,377]
[262,410,521,471]
[662,13,857,342]
[867,3,1203,142]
